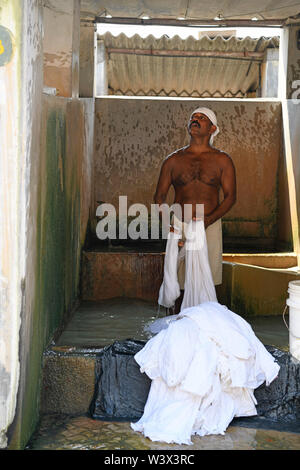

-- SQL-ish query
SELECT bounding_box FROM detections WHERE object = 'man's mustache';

[189,120,200,128]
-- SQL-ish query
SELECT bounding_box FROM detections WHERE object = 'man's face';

[188,112,215,137]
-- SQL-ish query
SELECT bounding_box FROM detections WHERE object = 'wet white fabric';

[190,107,220,145]
[131,302,280,445]
[181,220,217,310]
[158,219,217,310]
[157,226,181,309]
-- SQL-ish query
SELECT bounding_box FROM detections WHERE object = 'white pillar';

[79,21,97,97]
[278,25,300,99]
[261,48,279,98]
[96,39,108,96]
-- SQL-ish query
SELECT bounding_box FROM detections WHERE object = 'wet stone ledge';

[41,347,101,415]
[90,340,300,427]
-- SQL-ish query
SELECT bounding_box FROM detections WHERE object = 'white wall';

[0,0,43,448]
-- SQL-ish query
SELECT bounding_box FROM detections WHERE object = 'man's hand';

[174,216,211,248]
[192,215,211,229]
[170,225,185,247]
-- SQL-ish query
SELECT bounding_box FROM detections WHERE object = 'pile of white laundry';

[131,219,280,445]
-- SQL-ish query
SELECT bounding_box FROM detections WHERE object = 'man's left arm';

[205,154,236,228]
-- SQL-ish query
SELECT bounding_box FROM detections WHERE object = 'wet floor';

[56,298,158,348]
[56,297,289,351]
[27,414,300,450]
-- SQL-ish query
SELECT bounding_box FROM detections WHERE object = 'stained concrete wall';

[93,98,289,248]
[6,95,95,449]
[0,0,94,448]
[81,250,300,316]
[217,262,300,317]
[278,26,300,260]
[43,0,80,97]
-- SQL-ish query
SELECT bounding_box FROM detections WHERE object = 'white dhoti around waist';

[177,217,223,288]
[158,217,218,311]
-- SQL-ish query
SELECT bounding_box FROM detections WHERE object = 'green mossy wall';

[8,97,88,449]
[216,262,300,317]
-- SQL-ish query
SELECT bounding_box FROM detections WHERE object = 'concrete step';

[91,340,300,425]
[81,250,300,316]
[41,347,98,415]
[40,338,300,430]
[41,298,158,415]
[222,252,298,269]
[81,251,164,302]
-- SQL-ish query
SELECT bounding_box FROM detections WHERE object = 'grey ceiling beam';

[105,48,265,61]
[95,17,284,28]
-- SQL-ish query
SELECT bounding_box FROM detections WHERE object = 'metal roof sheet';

[81,0,300,21]
[99,33,279,97]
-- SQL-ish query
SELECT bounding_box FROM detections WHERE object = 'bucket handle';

[282,304,289,331]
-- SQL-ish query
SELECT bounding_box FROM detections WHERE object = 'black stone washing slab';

[89,340,300,433]
[89,340,151,421]
[231,416,300,434]
[255,346,300,423]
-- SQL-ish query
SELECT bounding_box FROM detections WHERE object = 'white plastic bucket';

[285,280,300,360]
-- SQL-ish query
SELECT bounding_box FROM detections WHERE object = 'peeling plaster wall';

[0,0,93,447]
[93,98,287,246]
[43,0,80,97]
[0,0,43,450]
[0,0,93,448]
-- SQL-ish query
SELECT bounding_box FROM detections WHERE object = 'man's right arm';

[153,158,174,235]
[154,158,172,205]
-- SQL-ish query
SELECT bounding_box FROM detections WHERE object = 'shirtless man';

[154,107,236,312]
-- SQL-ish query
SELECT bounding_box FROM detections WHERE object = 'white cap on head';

[190,107,219,145]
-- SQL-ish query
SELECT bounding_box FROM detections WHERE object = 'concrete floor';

[29,298,299,451]
[27,414,300,450]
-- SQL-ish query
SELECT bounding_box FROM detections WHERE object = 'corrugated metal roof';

[99,33,279,97]
[82,0,300,21]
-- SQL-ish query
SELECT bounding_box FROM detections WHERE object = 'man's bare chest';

[172,159,221,188]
